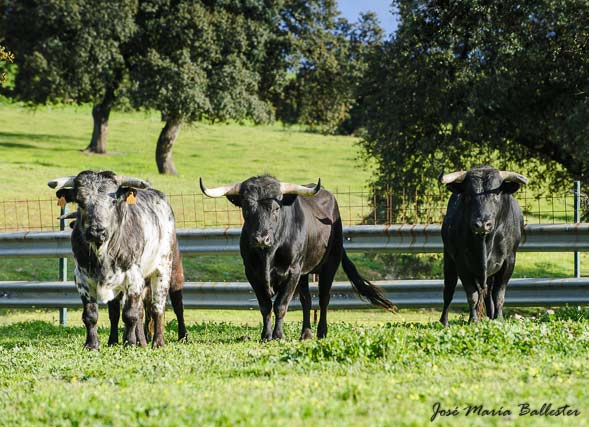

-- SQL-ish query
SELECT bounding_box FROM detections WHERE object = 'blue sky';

[337,0,398,35]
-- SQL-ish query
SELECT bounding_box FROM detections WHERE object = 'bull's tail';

[341,250,396,312]
[476,286,487,319]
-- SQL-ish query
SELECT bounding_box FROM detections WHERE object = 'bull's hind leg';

[440,253,458,327]
[317,248,340,339]
[272,270,301,340]
[459,273,481,323]
[491,256,515,320]
[107,293,122,346]
[484,278,495,319]
[170,289,187,341]
[298,275,313,340]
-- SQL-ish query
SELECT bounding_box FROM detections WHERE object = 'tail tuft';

[342,250,396,312]
[476,287,487,319]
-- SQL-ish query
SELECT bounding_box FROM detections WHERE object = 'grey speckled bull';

[48,171,185,349]
[439,166,528,326]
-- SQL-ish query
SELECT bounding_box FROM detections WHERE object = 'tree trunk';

[156,117,182,175]
[85,87,115,154]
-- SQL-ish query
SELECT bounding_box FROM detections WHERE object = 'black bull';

[440,166,528,326]
[201,175,395,340]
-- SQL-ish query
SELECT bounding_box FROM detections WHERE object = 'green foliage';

[360,0,589,211]
[0,44,14,84]
[128,0,274,124]
[279,320,589,364]
[277,4,384,134]
[0,0,137,104]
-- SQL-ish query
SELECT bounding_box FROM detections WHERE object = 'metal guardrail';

[0,224,588,313]
[1,278,588,309]
[1,223,589,257]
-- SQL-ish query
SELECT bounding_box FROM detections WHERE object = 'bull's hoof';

[107,339,118,346]
[317,327,327,339]
[152,338,165,348]
[272,330,284,340]
[261,332,273,342]
[84,342,99,351]
[178,333,189,343]
[299,328,313,341]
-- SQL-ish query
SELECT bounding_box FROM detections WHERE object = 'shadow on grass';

[0,131,80,144]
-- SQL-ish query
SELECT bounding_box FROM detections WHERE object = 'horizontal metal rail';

[1,223,589,257]
[1,278,588,309]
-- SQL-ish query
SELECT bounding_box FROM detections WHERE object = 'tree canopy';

[360,0,589,207]
[0,0,138,152]
[128,0,277,174]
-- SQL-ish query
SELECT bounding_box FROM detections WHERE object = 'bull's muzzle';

[86,226,108,245]
[252,233,273,249]
[472,220,494,236]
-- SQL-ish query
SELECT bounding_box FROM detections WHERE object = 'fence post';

[574,180,581,278]
[59,204,68,326]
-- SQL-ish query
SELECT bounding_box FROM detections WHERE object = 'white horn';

[280,179,321,196]
[115,176,151,188]
[48,176,76,190]
[440,171,467,184]
[200,177,241,198]
[499,171,529,185]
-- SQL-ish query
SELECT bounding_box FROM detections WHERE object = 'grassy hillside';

[0,101,373,201]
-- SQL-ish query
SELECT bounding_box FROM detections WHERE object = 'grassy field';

[0,308,588,427]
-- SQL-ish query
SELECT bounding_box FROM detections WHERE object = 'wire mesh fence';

[0,185,585,232]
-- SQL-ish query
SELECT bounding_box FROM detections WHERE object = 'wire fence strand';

[0,186,584,232]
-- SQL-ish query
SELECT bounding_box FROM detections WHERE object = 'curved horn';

[57,211,78,221]
[440,171,467,185]
[280,178,321,196]
[115,176,151,189]
[200,177,241,198]
[48,176,76,190]
[499,171,529,185]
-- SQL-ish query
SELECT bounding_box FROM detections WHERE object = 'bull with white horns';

[48,171,185,349]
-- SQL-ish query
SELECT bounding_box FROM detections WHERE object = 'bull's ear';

[282,194,298,206]
[445,182,465,194]
[116,187,138,203]
[226,195,242,207]
[56,188,75,203]
[500,181,521,194]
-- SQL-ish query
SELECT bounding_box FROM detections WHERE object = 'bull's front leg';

[246,267,273,341]
[123,268,147,347]
[149,266,172,348]
[82,296,99,350]
[76,270,99,350]
[272,269,301,340]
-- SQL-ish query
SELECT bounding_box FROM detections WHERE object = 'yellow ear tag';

[57,196,66,208]
[126,192,137,205]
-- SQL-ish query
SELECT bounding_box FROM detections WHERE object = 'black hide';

[440,166,525,326]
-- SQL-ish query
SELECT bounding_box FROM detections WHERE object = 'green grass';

[0,308,587,427]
